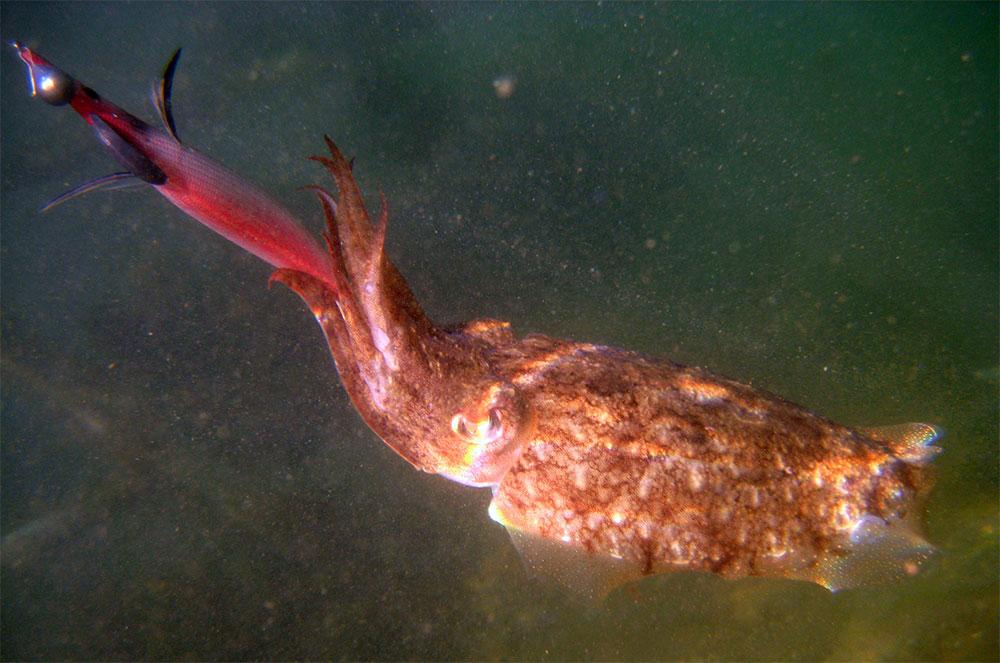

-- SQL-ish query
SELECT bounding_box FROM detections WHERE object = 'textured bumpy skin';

[276,141,941,595]
[487,337,938,591]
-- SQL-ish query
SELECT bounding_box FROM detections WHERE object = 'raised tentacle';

[300,184,344,273]
[360,191,399,370]
[366,191,389,290]
[309,139,435,338]
[305,188,379,369]
[308,136,372,285]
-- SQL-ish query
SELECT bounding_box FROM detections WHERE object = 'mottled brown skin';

[275,139,939,593]
[488,337,931,587]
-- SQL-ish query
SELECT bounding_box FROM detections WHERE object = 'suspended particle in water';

[493,75,516,99]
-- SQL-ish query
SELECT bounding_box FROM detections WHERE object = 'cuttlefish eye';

[451,409,503,445]
[439,383,528,486]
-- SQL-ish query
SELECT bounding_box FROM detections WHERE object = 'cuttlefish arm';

[272,139,532,485]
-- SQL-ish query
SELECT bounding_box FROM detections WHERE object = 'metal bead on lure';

[13,43,942,597]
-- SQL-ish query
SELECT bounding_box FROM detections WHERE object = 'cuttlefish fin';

[796,422,944,592]
[860,423,943,465]
[805,517,938,592]
[502,526,644,602]
[488,498,645,601]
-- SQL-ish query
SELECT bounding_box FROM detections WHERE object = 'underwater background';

[2,2,996,660]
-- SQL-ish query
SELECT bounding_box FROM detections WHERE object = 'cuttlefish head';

[272,138,531,487]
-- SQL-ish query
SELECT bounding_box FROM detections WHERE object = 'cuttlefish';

[14,43,941,595]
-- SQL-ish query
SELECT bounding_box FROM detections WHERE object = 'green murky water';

[2,3,996,660]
